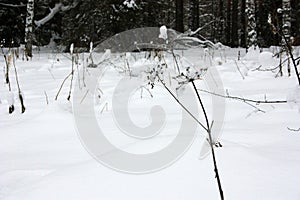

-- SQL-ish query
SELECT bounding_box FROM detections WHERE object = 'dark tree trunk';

[191,0,199,31]
[231,0,238,47]
[175,0,184,32]
[240,0,247,47]
[226,0,232,45]
[217,0,224,42]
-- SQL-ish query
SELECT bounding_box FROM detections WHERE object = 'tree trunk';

[282,0,291,42]
[191,0,199,31]
[175,0,184,32]
[225,0,231,45]
[25,0,34,58]
[240,0,246,47]
[217,0,224,43]
[231,0,238,47]
[246,0,257,48]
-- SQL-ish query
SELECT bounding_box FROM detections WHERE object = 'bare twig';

[139,86,153,98]
[55,72,72,100]
[67,55,75,101]
[189,21,215,36]
[44,91,49,105]
[48,68,56,80]
[12,51,25,113]
[157,75,208,133]
[80,90,89,104]
[198,89,287,104]
[100,102,109,114]
[191,80,224,200]
[280,29,300,85]
[1,48,14,113]
[287,127,300,132]
[234,60,245,79]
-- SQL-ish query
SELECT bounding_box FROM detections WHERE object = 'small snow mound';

[131,58,152,77]
[215,57,223,65]
[244,46,260,61]
[258,51,278,68]
[287,86,300,112]
[159,25,168,40]
[101,49,111,61]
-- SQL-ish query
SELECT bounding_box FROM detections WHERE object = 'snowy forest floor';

[0,47,300,200]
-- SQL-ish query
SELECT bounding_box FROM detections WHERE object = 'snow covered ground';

[0,46,300,200]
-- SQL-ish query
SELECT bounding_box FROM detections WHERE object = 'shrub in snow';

[287,86,300,112]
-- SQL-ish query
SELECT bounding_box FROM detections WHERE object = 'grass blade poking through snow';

[1,46,14,114]
[12,49,26,113]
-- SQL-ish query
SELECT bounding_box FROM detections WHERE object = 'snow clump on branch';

[123,0,137,9]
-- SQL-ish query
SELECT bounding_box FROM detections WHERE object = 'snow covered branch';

[34,2,79,27]
[189,21,215,36]
[0,3,26,8]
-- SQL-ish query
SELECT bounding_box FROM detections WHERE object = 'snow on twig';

[0,3,26,7]
[35,2,79,27]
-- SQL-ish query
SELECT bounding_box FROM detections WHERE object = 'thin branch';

[198,89,287,104]
[12,51,25,113]
[234,60,245,79]
[44,91,49,105]
[100,102,109,114]
[67,56,75,101]
[55,72,72,100]
[34,1,79,27]
[287,127,300,132]
[189,20,215,36]
[80,90,89,104]
[191,80,224,200]
[280,29,300,85]
[157,75,208,133]
[0,3,26,7]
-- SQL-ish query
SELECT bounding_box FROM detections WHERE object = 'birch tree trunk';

[282,0,291,42]
[25,0,34,58]
[246,0,257,49]
[282,0,292,76]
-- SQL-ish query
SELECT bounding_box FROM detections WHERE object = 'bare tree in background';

[282,0,291,42]
[25,0,34,58]
[246,0,257,49]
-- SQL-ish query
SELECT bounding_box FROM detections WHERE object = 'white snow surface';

[0,47,300,200]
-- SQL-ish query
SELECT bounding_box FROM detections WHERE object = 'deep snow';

[0,46,300,200]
